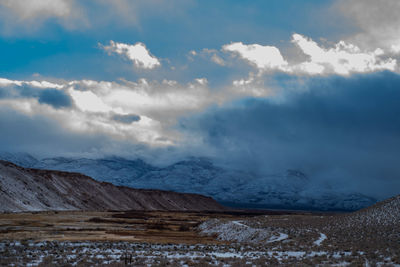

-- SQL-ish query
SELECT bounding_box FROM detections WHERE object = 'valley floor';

[0,210,399,266]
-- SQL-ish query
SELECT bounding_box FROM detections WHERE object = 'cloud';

[0,75,262,149]
[69,89,112,113]
[335,0,400,52]
[211,54,225,66]
[112,113,141,124]
[0,78,62,89]
[222,34,397,79]
[0,0,74,20]
[38,89,72,108]
[223,42,288,70]
[102,41,161,70]
[0,0,86,31]
[0,0,193,35]
[179,72,400,199]
[0,79,71,109]
[291,34,397,75]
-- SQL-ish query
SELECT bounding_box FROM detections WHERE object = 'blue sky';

[0,0,345,81]
[0,0,400,198]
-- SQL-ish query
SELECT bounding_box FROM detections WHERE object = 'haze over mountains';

[0,152,376,211]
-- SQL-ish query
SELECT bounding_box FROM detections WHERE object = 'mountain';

[0,152,38,168]
[33,156,158,186]
[0,153,377,211]
[0,160,225,212]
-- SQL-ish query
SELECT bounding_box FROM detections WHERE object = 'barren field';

[0,209,399,266]
[0,210,229,244]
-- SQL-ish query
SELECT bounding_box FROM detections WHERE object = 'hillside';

[0,160,225,212]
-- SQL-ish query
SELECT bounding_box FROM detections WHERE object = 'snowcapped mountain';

[0,152,38,168]
[33,156,158,186]
[0,152,376,211]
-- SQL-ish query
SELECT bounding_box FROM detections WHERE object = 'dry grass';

[0,210,258,244]
[0,209,398,266]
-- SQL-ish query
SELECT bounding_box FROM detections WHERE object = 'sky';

[0,0,399,198]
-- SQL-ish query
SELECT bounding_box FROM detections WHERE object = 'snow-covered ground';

[314,233,327,246]
[1,240,397,266]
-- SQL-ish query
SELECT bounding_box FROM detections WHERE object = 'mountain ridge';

[0,152,377,211]
[0,160,225,213]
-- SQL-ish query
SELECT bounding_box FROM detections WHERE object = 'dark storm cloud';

[179,72,400,199]
[0,108,106,156]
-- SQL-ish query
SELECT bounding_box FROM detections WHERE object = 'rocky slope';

[0,160,225,212]
[0,153,377,211]
[343,194,400,227]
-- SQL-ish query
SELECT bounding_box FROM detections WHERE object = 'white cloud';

[0,77,64,89]
[102,41,161,69]
[195,78,208,85]
[222,34,397,77]
[223,42,288,71]
[68,90,112,113]
[291,34,397,75]
[211,54,225,66]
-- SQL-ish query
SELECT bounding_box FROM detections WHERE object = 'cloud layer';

[336,0,400,52]
[179,72,400,199]
[0,72,269,152]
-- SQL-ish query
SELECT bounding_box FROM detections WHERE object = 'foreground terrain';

[0,202,399,266]
[0,159,398,265]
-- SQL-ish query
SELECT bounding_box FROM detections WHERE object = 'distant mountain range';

[0,152,377,211]
[0,160,225,212]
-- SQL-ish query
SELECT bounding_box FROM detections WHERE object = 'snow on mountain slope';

[0,153,376,211]
[0,152,38,168]
[130,158,375,211]
[34,156,157,186]
[0,160,225,212]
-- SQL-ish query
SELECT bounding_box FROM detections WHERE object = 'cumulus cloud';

[223,42,288,71]
[179,72,400,199]
[291,34,397,75]
[222,34,397,79]
[102,41,161,70]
